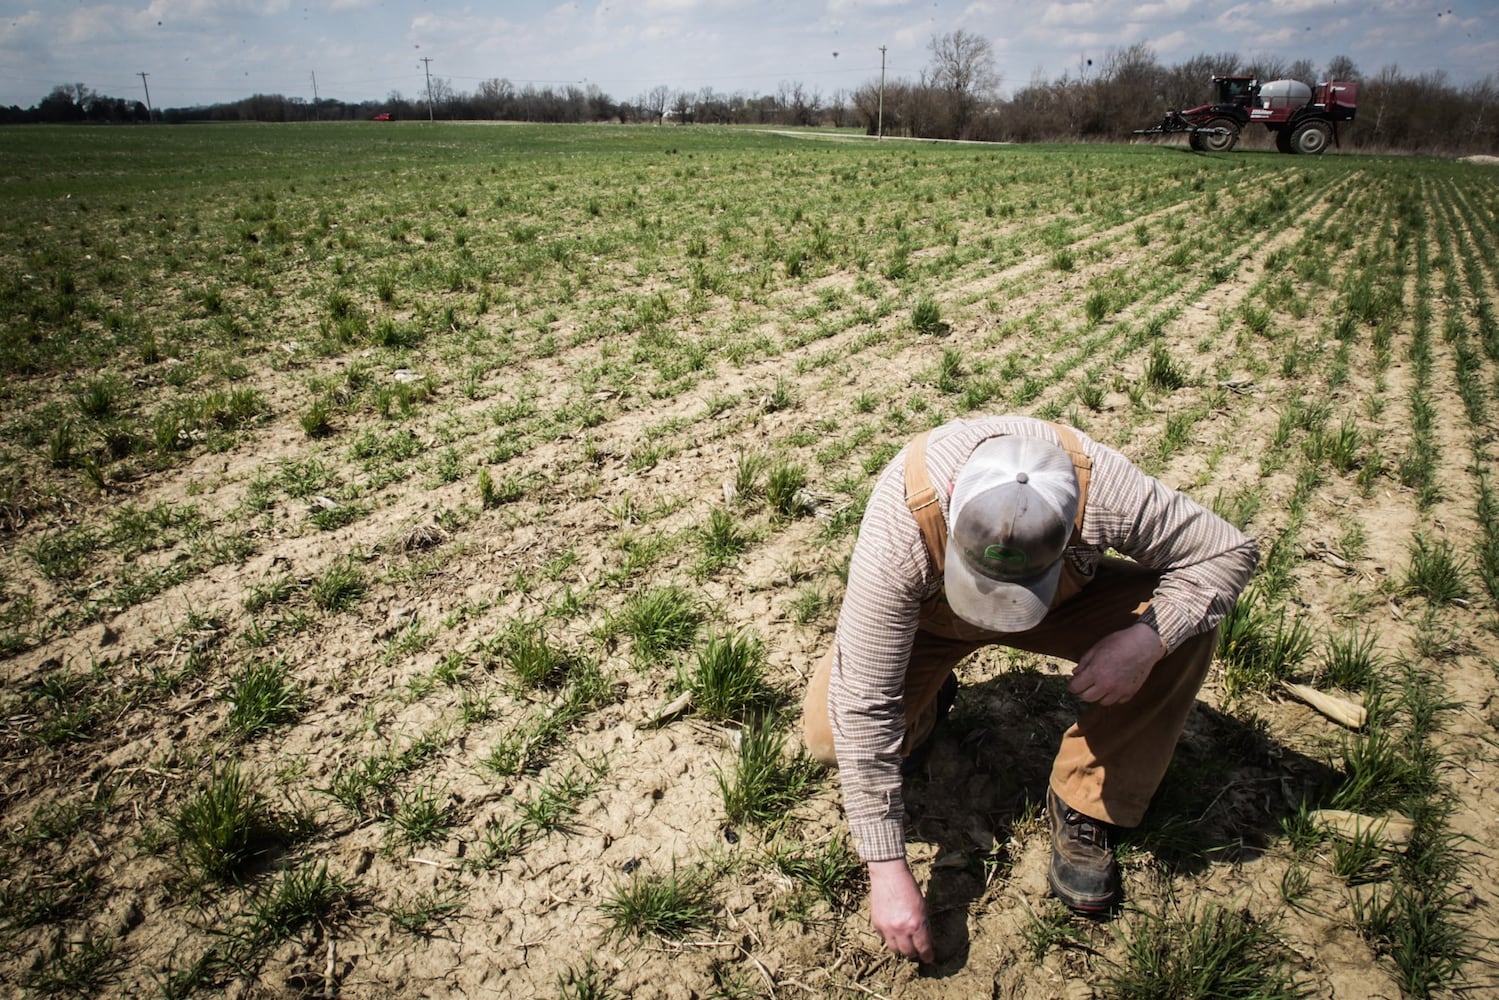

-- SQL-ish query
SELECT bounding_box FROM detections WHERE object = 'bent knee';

[800,715,840,769]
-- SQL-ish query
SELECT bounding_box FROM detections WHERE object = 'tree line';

[6,35,1495,156]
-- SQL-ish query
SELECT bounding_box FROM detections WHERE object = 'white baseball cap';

[945,435,1079,632]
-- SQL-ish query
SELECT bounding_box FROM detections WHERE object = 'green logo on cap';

[983,543,1027,567]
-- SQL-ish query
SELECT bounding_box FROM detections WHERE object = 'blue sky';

[1,1,1493,110]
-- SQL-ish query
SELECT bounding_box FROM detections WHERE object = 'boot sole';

[1047,861,1118,914]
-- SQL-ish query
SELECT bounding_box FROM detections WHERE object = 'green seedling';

[1402,535,1469,605]
[171,763,280,885]
[1100,903,1305,999]
[718,716,821,828]
[617,584,703,661]
[688,630,771,723]
[226,657,303,737]
[309,558,366,612]
[601,862,717,941]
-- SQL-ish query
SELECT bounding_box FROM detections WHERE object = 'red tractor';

[1134,76,1358,154]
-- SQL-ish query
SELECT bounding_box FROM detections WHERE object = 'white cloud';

[1039,3,1107,29]
[1128,0,1197,21]
[829,0,911,11]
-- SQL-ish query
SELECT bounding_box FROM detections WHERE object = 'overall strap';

[1045,422,1092,541]
[903,431,947,575]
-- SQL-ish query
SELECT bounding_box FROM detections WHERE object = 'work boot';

[901,673,960,778]
[1047,787,1120,914]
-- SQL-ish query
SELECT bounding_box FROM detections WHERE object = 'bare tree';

[1287,59,1316,86]
[927,29,1000,137]
[428,76,456,116]
[826,88,850,128]
[1160,52,1241,109]
[1465,76,1497,148]
[777,80,818,126]
[640,85,671,123]
[1325,55,1360,81]
[476,77,515,118]
[1243,55,1289,82]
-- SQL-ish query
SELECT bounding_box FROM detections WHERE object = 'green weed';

[171,763,280,885]
[309,558,366,612]
[601,863,716,941]
[766,460,808,518]
[1101,903,1306,999]
[1144,344,1189,391]
[688,630,772,723]
[718,716,821,827]
[226,657,302,737]
[911,296,944,334]
[1402,535,1469,605]
[697,506,747,575]
[617,584,704,661]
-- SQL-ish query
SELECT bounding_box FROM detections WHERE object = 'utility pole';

[877,46,886,139]
[421,57,434,121]
[311,71,319,121]
[138,71,154,123]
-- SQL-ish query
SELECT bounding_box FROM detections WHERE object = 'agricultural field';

[1,122,1497,999]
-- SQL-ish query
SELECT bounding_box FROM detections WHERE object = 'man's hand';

[1068,622,1166,706]
[868,858,935,962]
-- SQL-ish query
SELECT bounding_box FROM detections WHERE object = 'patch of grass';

[494,621,569,688]
[766,459,808,518]
[515,758,606,837]
[30,525,102,584]
[1321,419,1363,473]
[1100,902,1306,999]
[733,448,768,503]
[220,861,349,969]
[242,574,298,615]
[688,630,772,723]
[1351,829,1476,997]
[1211,485,1261,532]
[1144,343,1189,391]
[1331,724,1427,815]
[718,716,821,828]
[617,584,704,662]
[1402,535,1469,605]
[386,885,463,938]
[21,933,121,996]
[601,862,717,941]
[1084,291,1111,327]
[171,763,280,885]
[1217,590,1314,699]
[478,466,524,508]
[763,835,864,914]
[226,657,303,737]
[911,296,943,334]
[389,786,452,847]
[1023,899,1086,958]
[764,374,796,413]
[309,557,366,612]
[323,730,446,819]
[28,669,106,746]
[556,957,621,1000]
[300,397,334,438]
[1318,628,1383,691]
[482,660,613,778]
[696,505,747,576]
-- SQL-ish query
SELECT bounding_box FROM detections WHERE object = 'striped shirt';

[827,415,1259,862]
